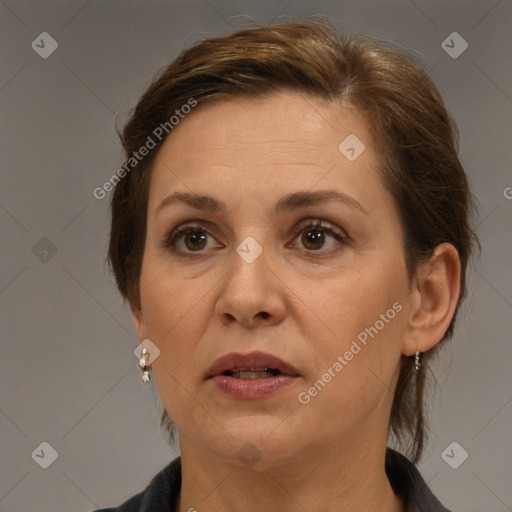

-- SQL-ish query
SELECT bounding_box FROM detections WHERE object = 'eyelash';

[161,219,348,256]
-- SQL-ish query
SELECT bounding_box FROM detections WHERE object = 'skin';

[132,90,461,512]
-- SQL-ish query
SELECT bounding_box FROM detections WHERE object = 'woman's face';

[133,91,414,467]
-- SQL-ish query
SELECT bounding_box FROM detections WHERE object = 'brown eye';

[162,222,222,254]
[301,229,327,251]
[291,219,347,252]
[182,230,208,251]
[162,219,346,256]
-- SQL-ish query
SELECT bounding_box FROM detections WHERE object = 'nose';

[215,240,287,328]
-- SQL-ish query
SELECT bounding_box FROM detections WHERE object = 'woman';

[97,19,477,512]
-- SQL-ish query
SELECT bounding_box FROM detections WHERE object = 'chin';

[205,415,303,469]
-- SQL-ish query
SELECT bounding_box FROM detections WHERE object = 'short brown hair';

[108,18,478,462]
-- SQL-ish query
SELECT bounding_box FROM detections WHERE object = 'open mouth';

[210,357,300,398]
[223,368,281,379]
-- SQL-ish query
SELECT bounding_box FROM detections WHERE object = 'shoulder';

[386,448,452,512]
[91,456,182,512]
[92,491,144,512]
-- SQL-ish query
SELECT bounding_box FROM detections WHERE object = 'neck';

[175,435,403,512]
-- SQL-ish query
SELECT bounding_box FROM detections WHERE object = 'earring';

[138,347,151,384]
[415,351,421,371]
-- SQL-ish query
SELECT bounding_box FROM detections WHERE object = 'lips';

[207,351,300,378]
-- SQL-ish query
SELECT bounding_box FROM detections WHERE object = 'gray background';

[0,1,511,511]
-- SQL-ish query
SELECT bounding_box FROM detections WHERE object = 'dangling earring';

[139,347,151,384]
[415,351,422,371]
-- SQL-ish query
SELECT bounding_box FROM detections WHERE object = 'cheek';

[138,261,210,373]
[301,300,406,434]
[139,268,212,421]
[140,251,209,324]
[316,254,405,330]
[308,256,407,389]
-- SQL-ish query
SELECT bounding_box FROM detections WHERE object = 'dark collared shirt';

[93,448,451,512]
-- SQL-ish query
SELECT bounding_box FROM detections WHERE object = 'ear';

[402,243,461,356]
[131,303,148,343]
[131,304,154,370]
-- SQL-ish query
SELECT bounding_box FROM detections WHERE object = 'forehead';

[147,91,384,214]
[155,92,369,159]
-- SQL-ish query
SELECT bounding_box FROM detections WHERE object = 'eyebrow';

[155,189,369,216]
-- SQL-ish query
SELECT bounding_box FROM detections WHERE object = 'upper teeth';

[227,369,276,379]
[227,368,272,372]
